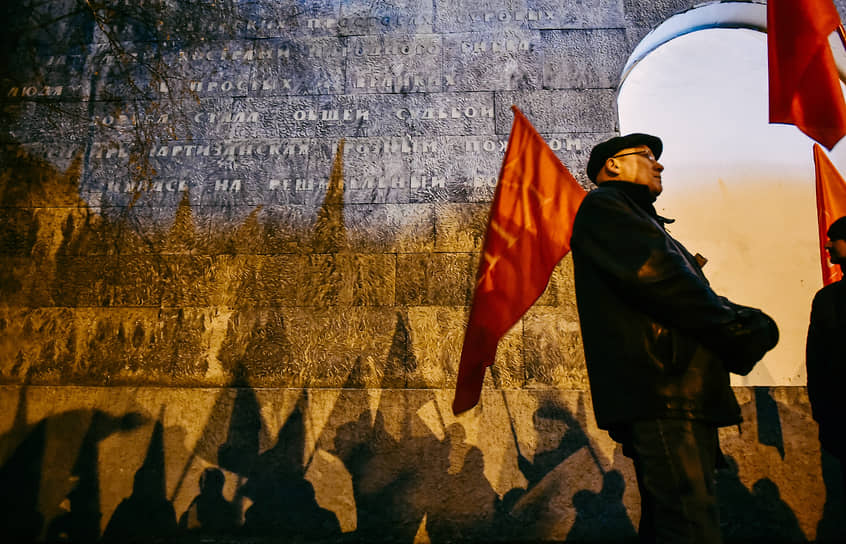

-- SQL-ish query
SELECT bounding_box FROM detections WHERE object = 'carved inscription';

[4,3,604,208]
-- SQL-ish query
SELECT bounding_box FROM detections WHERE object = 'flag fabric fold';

[813,143,846,285]
[452,106,586,415]
[768,0,846,150]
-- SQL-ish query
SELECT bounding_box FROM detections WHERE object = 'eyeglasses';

[610,150,656,161]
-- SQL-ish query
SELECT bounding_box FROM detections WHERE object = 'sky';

[618,27,846,386]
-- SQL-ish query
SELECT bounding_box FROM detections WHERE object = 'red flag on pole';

[768,0,846,150]
[813,143,846,285]
[452,106,586,415]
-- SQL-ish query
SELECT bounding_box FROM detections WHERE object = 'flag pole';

[490,364,523,458]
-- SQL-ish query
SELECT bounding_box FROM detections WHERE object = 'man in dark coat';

[806,216,846,497]
[570,133,779,543]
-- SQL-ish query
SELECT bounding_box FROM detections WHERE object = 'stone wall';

[1,0,844,541]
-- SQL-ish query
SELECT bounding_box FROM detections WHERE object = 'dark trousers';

[624,419,722,544]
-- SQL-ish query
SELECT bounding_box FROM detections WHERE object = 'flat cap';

[828,215,846,240]
[586,133,663,182]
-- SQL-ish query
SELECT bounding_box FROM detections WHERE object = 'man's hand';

[702,305,779,375]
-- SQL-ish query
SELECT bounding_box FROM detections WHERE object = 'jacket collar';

[600,180,675,226]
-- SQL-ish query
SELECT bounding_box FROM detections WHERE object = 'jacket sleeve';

[805,289,836,422]
[572,190,737,330]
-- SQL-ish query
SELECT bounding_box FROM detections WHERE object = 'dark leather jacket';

[571,181,777,430]
[806,278,846,456]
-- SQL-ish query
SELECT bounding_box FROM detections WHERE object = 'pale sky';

[618,28,846,386]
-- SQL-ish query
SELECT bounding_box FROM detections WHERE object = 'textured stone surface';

[442,30,542,92]
[623,0,698,47]
[346,35,444,93]
[433,0,625,33]
[541,29,629,89]
[495,89,619,134]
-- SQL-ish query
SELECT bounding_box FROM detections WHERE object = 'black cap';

[828,216,846,240]
[586,133,663,182]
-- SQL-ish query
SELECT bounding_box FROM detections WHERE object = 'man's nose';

[655,161,664,171]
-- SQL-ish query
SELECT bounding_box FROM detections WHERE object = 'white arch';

[620,0,846,88]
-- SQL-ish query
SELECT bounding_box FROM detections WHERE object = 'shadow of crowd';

[1,376,843,543]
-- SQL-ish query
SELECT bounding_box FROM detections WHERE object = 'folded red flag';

[768,0,846,150]
[813,143,846,285]
[452,107,586,415]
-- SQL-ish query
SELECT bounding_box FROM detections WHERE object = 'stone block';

[531,0,626,29]
[250,37,346,97]
[0,209,38,256]
[443,30,542,92]
[1,42,90,102]
[535,254,579,311]
[434,203,488,252]
[242,0,340,39]
[273,307,417,387]
[146,41,260,99]
[396,254,427,305]
[522,306,588,389]
[346,35,443,93]
[1,102,89,146]
[6,0,93,49]
[433,0,625,33]
[339,0,435,36]
[495,90,618,134]
[345,203,435,253]
[396,252,474,306]
[227,96,317,139]
[427,253,475,306]
[0,307,212,384]
[296,93,498,139]
[294,253,396,307]
[541,29,629,90]
[622,0,697,47]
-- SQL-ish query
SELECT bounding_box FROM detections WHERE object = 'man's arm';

[805,290,834,422]
[572,190,736,330]
[572,190,778,371]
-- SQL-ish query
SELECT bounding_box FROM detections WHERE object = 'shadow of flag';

[755,387,785,459]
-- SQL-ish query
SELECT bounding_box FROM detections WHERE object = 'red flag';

[768,0,846,150]
[452,107,586,415]
[813,143,846,285]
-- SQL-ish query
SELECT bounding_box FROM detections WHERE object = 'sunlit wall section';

[619,23,846,385]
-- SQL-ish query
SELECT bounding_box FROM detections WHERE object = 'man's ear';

[604,157,621,176]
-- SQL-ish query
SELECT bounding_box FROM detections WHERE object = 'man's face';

[825,237,846,265]
[608,145,665,196]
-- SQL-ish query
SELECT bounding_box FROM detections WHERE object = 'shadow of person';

[423,423,500,544]
[45,411,145,542]
[716,456,805,543]
[331,408,421,542]
[749,478,805,543]
[178,467,239,536]
[501,399,604,540]
[101,463,177,541]
[517,401,592,489]
[0,419,46,541]
[817,448,846,542]
[217,364,266,477]
[716,455,759,542]
[240,403,340,539]
[101,413,177,541]
[566,470,637,543]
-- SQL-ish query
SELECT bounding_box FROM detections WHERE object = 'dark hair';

[827,216,846,241]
